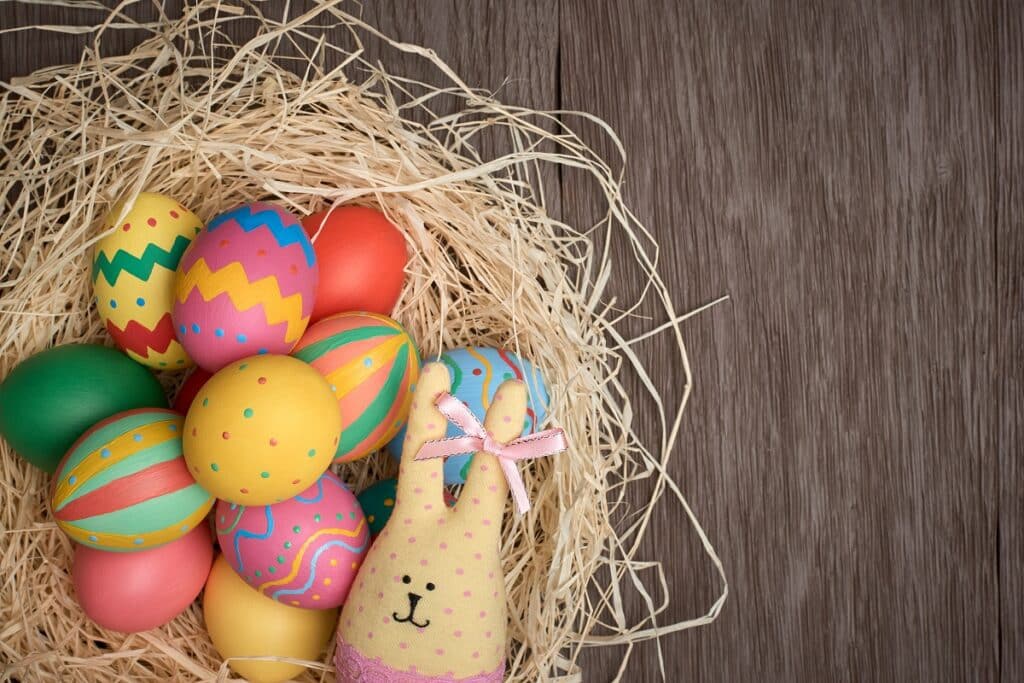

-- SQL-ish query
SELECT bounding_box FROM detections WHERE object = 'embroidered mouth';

[392,592,431,628]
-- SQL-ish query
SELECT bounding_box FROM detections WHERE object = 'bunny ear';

[457,379,528,525]
[394,362,451,513]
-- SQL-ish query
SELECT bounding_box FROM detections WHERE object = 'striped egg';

[214,471,370,609]
[173,202,318,372]
[93,192,202,369]
[50,408,214,552]
[386,347,549,484]
[291,312,420,463]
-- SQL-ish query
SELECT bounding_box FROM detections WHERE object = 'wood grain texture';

[998,1,1024,681]
[1,1,1020,681]
[560,1,1003,681]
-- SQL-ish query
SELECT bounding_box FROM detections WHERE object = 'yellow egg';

[183,355,340,505]
[203,555,337,683]
[93,192,202,369]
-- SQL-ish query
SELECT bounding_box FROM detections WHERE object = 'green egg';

[0,344,168,472]
[356,478,398,539]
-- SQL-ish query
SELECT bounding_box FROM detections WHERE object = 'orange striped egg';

[50,408,214,552]
[291,312,420,463]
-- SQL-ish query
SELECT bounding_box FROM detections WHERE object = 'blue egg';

[386,347,549,484]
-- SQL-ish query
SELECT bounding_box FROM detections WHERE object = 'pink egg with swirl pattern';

[214,471,370,609]
[173,202,318,372]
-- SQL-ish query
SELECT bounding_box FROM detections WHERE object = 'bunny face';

[336,362,527,681]
[337,517,507,676]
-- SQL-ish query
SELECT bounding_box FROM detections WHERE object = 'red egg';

[172,367,212,414]
[302,205,408,320]
[72,523,214,633]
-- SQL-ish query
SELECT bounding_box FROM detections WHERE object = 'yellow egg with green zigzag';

[92,192,202,369]
[291,312,420,463]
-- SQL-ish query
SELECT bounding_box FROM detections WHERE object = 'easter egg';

[291,312,420,463]
[386,347,549,484]
[50,408,213,551]
[204,554,338,683]
[302,205,408,320]
[173,202,318,372]
[357,477,456,539]
[93,192,201,369]
[214,471,370,609]
[183,355,340,506]
[73,523,213,633]
[0,344,168,473]
[172,367,212,414]
[355,478,397,539]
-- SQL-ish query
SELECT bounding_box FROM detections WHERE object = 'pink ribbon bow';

[414,392,568,514]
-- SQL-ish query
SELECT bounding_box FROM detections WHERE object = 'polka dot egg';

[183,354,340,506]
[50,408,213,551]
[291,312,420,463]
[173,202,318,372]
[214,471,370,609]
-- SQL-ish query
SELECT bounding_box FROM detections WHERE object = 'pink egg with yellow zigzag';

[214,471,369,609]
[173,202,318,372]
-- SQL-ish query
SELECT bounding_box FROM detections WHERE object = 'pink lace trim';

[334,637,505,683]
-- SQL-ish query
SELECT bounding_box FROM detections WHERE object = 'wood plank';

[560,1,999,680]
[357,1,559,114]
[0,2,180,82]
[199,0,561,208]
[998,1,1024,681]
[0,1,1012,680]
[356,1,562,208]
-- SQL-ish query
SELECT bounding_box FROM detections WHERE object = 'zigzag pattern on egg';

[207,204,317,267]
[105,314,180,360]
[92,235,192,286]
[175,258,310,343]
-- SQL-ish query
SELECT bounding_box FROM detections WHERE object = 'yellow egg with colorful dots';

[183,355,340,505]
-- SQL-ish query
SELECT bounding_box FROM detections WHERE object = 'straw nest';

[0,2,726,681]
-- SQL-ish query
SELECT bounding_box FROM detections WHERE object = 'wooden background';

[2,1,1021,681]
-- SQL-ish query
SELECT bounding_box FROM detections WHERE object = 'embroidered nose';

[392,591,431,628]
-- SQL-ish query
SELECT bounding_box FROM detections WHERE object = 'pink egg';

[214,471,370,609]
[73,523,214,633]
[173,202,318,372]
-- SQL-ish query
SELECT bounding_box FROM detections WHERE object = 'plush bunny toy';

[335,361,562,682]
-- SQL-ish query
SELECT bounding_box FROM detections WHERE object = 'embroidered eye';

[402,575,411,584]
[426,582,435,591]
